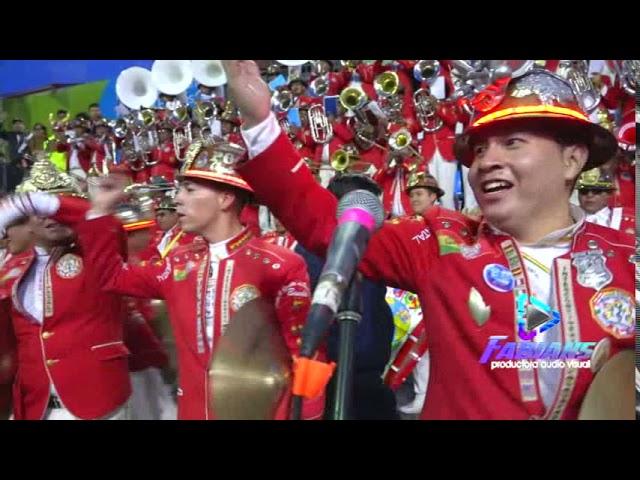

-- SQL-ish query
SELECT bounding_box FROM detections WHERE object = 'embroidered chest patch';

[589,287,635,339]
[55,254,83,279]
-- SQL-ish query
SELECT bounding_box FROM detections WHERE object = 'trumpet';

[374,71,400,98]
[388,128,421,159]
[339,85,368,111]
[308,104,333,144]
[330,147,374,173]
[556,60,601,113]
[413,88,444,133]
[413,60,440,84]
[271,89,294,113]
[330,148,360,172]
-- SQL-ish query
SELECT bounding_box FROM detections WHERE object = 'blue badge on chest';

[483,263,514,292]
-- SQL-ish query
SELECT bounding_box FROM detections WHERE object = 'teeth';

[483,180,511,192]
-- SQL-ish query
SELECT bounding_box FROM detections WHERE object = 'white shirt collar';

[208,229,245,262]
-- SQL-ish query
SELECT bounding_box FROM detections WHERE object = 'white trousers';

[44,403,129,420]
[129,367,177,420]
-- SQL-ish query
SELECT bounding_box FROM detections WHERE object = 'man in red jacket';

[0,156,131,420]
[17,141,324,420]
[576,167,635,235]
[224,60,635,420]
[139,195,198,262]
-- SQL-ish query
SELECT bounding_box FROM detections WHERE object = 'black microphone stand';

[331,271,363,420]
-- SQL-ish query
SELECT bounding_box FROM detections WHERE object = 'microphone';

[299,189,384,358]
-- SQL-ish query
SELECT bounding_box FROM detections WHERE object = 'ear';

[562,144,589,184]
[218,190,237,212]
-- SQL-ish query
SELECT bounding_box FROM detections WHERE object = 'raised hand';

[221,61,272,129]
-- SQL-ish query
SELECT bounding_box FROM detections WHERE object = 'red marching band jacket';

[52,202,325,420]
[0,198,131,419]
[238,131,636,420]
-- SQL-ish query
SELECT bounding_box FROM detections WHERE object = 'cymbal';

[578,350,635,420]
[208,297,292,420]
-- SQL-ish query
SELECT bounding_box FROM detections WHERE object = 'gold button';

[42,331,54,340]
[296,338,302,346]
[46,359,59,367]
[290,325,298,333]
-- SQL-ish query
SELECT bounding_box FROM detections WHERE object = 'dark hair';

[32,123,47,134]
[321,60,334,70]
[327,173,382,200]
[88,103,100,110]
[56,109,68,116]
[12,118,24,125]
[76,112,90,121]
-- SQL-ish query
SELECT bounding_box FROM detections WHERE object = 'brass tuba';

[616,60,639,96]
[556,60,601,113]
[132,108,157,131]
[339,85,368,111]
[168,105,192,161]
[271,89,294,113]
[374,71,400,98]
[308,104,333,144]
[413,60,440,84]
[193,101,217,127]
[413,88,443,133]
[109,118,129,139]
[309,76,329,97]
[116,67,159,110]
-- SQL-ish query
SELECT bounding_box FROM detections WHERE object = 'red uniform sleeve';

[123,298,169,371]
[53,199,167,299]
[238,132,431,293]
